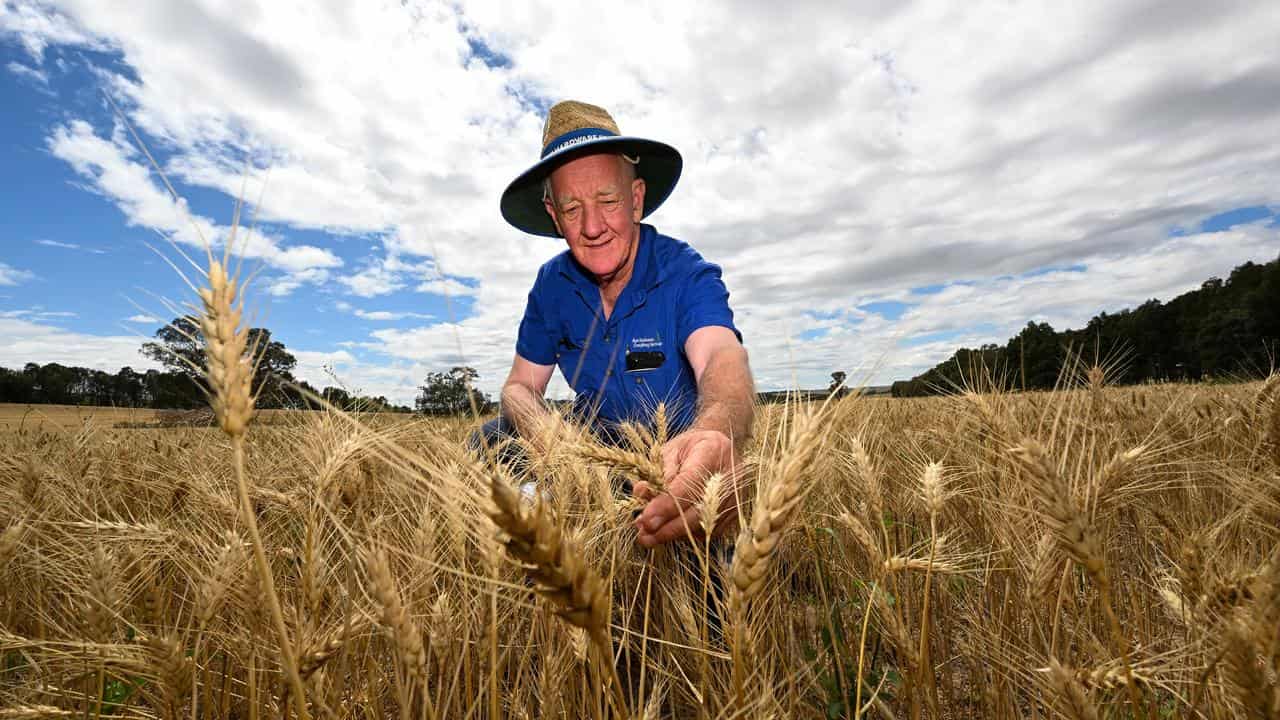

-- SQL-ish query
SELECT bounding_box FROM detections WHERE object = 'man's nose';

[581,203,605,239]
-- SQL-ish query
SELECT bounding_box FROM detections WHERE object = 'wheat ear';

[1011,439,1147,714]
[83,544,118,644]
[486,472,627,714]
[576,442,666,493]
[0,521,24,570]
[144,631,193,718]
[1044,659,1100,720]
[300,617,367,680]
[1222,615,1278,720]
[729,405,829,700]
[1259,371,1280,468]
[365,549,428,680]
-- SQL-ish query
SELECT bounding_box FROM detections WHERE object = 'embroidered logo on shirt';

[629,333,663,350]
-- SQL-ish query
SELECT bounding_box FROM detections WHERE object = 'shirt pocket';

[554,320,594,389]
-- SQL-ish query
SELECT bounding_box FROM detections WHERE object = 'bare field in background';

[1,377,1278,718]
[0,403,162,432]
[0,403,432,433]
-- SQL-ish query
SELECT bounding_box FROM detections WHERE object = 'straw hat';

[500,100,682,237]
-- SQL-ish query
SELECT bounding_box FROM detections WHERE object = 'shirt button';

[635,377,644,385]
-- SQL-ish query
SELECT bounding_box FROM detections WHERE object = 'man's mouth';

[583,236,613,249]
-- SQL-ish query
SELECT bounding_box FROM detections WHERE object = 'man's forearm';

[691,345,755,447]
[500,381,549,439]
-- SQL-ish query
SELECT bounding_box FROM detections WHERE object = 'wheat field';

[1,369,1277,718]
[0,252,1278,719]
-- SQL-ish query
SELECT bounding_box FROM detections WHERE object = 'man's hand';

[634,429,740,547]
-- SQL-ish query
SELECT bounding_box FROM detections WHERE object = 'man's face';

[543,153,646,283]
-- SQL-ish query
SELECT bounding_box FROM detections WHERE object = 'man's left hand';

[634,429,739,547]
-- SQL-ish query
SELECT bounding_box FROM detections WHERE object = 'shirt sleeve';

[515,279,557,365]
[677,260,742,350]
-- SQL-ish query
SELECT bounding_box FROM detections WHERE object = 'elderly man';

[478,100,755,548]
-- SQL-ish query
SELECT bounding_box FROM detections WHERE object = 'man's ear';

[631,177,646,223]
[543,198,564,238]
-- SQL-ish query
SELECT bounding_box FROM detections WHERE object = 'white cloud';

[6,59,48,86]
[329,300,433,321]
[353,309,433,321]
[0,1,103,59]
[289,348,426,403]
[416,277,479,298]
[0,316,157,371]
[0,262,35,286]
[125,314,160,323]
[335,253,473,300]
[5,0,1280,400]
[1,308,77,321]
[265,267,331,297]
[46,120,343,294]
[337,263,405,298]
[35,238,108,254]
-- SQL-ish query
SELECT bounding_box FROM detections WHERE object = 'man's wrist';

[690,410,747,450]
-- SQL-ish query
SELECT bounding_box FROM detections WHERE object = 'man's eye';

[603,198,619,206]
[563,206,580,217]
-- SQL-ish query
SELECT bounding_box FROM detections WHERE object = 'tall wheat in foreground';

[197,247,309,720]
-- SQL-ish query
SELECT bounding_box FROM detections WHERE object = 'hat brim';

[500,136,682,237]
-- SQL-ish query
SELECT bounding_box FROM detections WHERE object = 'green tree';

[140,316,298,408]
[828,371,847,394]
[415,366,488,416]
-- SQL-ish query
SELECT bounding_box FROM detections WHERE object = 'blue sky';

[2,1,1278,403]
[1,40,473,343]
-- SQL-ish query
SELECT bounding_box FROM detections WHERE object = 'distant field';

[0,403,161,431]
[0,403,437,432]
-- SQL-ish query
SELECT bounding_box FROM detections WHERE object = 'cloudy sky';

[2,0,1278,404]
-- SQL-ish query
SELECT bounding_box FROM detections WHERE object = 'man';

[480,100,755,548]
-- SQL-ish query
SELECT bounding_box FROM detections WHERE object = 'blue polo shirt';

[516,224,740,435]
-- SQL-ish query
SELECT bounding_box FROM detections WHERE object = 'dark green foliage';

[314,384,407,413]
[140,316,300,408]
[415,366,490,416]
[893,254,1280,396]
[830,371,847,393]
[0,362,412,412]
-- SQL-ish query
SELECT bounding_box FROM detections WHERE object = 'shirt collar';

[558,224,662,290]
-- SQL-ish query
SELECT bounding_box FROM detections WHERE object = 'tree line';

[892,253,1280,396]
[0,316,412,413]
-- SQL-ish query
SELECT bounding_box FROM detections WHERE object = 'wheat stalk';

[0,707,77,719]
[198,254,310,720]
